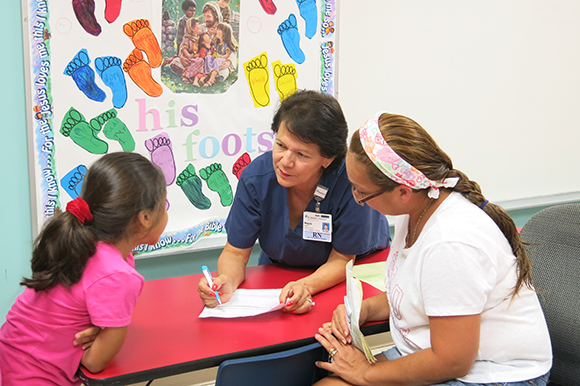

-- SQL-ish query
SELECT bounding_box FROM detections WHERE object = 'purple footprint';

[145,132,176,185]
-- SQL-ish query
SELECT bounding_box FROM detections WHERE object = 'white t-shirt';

[385,192,552,383]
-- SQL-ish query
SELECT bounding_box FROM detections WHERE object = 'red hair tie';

[66,197,93,224]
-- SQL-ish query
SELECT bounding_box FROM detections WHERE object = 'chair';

[215,342,329,386]
[520,203,580,386]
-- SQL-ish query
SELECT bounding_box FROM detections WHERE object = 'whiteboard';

[337,1,580,209]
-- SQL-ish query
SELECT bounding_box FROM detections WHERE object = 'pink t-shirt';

[0,243,144,385]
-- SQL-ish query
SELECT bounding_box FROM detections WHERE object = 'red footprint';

[105,0,122,23]
[258,0,277,15]
[232,152,252,179]
[72,0,101,36]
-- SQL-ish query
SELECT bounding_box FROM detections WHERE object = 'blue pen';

[202,265,222,305]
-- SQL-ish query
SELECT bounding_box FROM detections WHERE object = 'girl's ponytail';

[21,209,96,290]
[21,152,166,291]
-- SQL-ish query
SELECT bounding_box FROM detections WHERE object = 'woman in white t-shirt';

[313,112,552,386]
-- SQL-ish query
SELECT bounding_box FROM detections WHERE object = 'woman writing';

[314,112,552,385]
[198,91,390,314]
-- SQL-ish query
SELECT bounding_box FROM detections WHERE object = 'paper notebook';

[345,260,377,363]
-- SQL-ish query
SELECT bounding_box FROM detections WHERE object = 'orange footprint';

[123,19,162,68]
[123,48,163,97]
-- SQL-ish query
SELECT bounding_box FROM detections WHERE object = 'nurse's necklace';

[406,199,433,247]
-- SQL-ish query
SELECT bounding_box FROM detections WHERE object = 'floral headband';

[359,111,459,199]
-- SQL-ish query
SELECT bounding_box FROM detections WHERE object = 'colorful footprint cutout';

[199,163,233,207]
[105,0,122,23]
[277,14,305,64]
[95,56,127,108]
[272,60,298,100]
[64,48,106,102]
[244,52,270,108]
[60,107,108,154]
[259,0,277,15]
[90,109,135,152]
[177,164,211,210]
[61,164,87,199]
[123,19,162,68]
[232,152,251,180]
[296,0,317,39]
[123,48,163,97]
[145,132,176,185]
[72,0,101,36]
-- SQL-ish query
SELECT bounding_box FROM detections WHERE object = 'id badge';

[303,211,332,243]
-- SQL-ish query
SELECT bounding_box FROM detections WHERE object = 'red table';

[79,250,390,385]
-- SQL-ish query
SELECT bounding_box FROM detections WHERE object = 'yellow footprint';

[272,60,297,101]
[244,52,270,108]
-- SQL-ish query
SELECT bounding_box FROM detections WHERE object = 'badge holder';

[303,185,332,243]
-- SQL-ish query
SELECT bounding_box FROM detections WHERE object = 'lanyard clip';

[314,184,328,213]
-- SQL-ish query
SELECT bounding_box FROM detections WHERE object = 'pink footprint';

[145,132,176,185]
[105,0,122,23]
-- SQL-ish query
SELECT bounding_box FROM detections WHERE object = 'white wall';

[338,0,580,209]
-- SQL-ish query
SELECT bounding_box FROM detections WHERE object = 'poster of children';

[24,0,337,256]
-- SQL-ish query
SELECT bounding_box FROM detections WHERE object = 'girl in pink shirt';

[0,152,168,385]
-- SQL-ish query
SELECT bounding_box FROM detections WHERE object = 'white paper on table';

[199,288,284,318]
[346,260,377,363]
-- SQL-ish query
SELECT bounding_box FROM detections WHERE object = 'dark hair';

[216,22,238,52]
[271,90,348,173]
[349,113,532,296]
[182,0,196,12]
[187,17,199,29]
[21,152,166,291]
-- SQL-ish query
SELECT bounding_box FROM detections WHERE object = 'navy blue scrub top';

[225,151,390,267]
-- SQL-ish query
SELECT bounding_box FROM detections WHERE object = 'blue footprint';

[277,14,305,64]
[64,48,106,102]
[95,56,127,108]
[61,164,87,199]
[296,0,317,39]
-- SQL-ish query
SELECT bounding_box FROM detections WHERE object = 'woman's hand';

[330,304,352,345]
[315,325,371,385]
[280,281,313,314]
[197,274,234,307]
[74,326,102,350]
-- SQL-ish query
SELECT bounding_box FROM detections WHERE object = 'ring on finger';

[306,298,315,306]
[329,348,338,356]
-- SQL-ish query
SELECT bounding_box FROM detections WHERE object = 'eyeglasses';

[351,185,388,206]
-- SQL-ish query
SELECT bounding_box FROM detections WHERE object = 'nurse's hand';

[280,281,313,314]
[197,274,234,307]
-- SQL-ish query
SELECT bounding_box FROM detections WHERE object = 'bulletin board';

[22,0,338,257]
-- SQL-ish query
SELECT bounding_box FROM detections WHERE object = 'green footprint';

[199,163,233,207]
[90,109,135,152]
[60,107,108,154]
[177,164,211,210]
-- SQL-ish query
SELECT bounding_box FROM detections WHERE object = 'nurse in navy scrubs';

[198,90,390,314]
